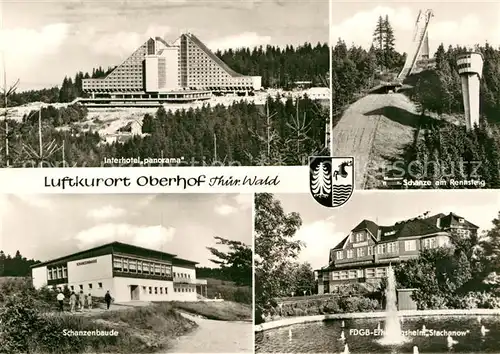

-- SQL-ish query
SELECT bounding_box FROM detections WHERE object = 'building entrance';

[130,285,140,300]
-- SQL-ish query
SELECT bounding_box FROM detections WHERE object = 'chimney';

[436,217,441,228]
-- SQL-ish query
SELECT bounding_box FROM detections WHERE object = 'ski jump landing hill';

[332,9,436,189]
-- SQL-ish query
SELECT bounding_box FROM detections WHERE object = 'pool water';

[255,315,500,353]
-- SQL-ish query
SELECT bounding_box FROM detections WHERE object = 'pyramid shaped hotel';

[80,33,262,107]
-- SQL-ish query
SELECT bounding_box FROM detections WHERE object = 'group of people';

[56,289,113,312]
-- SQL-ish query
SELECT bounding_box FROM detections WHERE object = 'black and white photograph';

[0,0,329,168]
[330,1,500,189]
[0,193,253,353]
[255,191,500,353]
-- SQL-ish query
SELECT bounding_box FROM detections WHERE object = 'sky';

[0,0,328,91]
[272,190,500,271]
[0,193,253,268]
[330,1,500,54]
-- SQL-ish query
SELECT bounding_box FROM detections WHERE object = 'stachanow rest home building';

[316,212,478,294]
[31,242,208,302]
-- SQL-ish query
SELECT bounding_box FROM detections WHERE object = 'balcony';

[173,277,194,284]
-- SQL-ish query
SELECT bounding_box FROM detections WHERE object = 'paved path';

[166,312,253,353]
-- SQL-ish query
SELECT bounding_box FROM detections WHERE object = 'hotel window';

[113,257,122,271]
[160,288,163,294]
[340,271,348,279]
[138,261,143,274]
[154,287,158,294]
[144,263,150,274]
[48,269,52,280]
[161,265,165,276]
[357,248,365,257]
[129,260,137,273]
[149,287,152,294]
[424,238,437,249]
[165,287,168,294]
[387,242,396,253]
[366,268,375,278]
[70,285,74,290]
[357,269,364,278]
[348,270,356,279]
[405,240,417,251]
[332,272,340,280]
[142,286,146,291]
[347,250,353,259]
[98,283,102,289]
[376,267,387,278]
[336,251,343,260]
[367,246,373,256]
[79,285,83,290]
[356,232,365,242]
[63,267,67,278]
[88,284,92,289]
[155,265,161,275]
[57,267,62,278]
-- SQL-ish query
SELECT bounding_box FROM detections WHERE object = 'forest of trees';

[330,14,404,121]
[216,42,329,88]
[7,67,115,107]
[0,250,39,277]
[0,95,327,167]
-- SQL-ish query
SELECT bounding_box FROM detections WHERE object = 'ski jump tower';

[398,9,433,80]
[457,52,484,130]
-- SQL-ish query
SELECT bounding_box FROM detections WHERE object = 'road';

[166,312,253,353]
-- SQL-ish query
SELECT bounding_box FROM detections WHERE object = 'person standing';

[104,290,112,310]
[78,290,85,311]
[87,293,92,310]
[56,290,65,312]
[69,291,77,313]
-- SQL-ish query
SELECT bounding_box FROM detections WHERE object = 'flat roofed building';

[31,242,208,302]
[82,33,261,98]
[316,212,478,294]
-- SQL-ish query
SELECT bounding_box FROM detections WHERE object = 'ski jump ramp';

[398,9,434,81]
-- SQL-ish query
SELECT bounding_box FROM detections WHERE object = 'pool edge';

[254,309,500,332]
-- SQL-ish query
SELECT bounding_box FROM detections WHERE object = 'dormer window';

[355,232,365,242]
[459,218,464,223]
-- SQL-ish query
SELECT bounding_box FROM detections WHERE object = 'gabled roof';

[329,212,478,251]
[352,220,379,239]
[440,212,478,229]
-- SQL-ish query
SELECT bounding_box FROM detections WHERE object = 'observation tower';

[456,52,483,130]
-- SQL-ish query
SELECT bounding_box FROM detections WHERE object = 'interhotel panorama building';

[79,32,262,107]
[31,242,208,302]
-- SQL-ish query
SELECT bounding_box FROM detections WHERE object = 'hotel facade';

[31,242,208,302]
[316,212,478,294]
[80,33,261,106]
